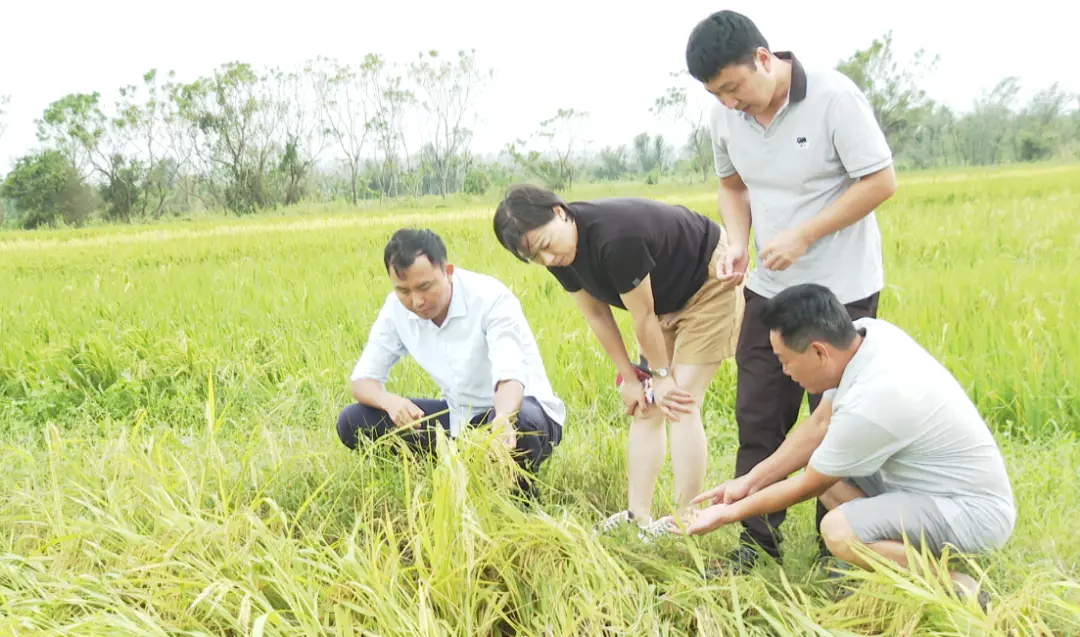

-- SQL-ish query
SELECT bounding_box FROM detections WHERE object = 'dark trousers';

[336,396,562,498]
[734,287,880,557]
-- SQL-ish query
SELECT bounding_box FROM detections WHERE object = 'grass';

[1,163,1079,634]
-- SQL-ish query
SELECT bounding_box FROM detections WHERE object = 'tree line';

[1,33,1078,229]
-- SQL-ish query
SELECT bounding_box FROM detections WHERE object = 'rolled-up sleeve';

[483,292,533,391]
[350,300,407,383]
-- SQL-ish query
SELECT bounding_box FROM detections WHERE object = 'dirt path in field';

[0,207,496,253]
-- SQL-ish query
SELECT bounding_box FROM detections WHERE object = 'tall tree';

[651,72,712,182]
[593,145,631,181]
[310,56,374,204]
[952,77,1022,166]
[409,49,493,197]
[902,102,958,169]
[162,73,215,210]
[270,65,328,205]
[1072,95,1080,147]
[534,107,590,191]
[35,92,108,178]
[367,54,416,198]
[1,150,95,228]
[0,95,9,225]
[836,31,939,159]
[171,61,285,214]
[0,95,9,144]
[113,69,174,218]
[506,108,590,191]
[1015,82,1075,161]
[35,91,148,221]
[630,132,671,183]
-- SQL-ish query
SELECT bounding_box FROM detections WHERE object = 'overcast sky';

[1,0,1077,170]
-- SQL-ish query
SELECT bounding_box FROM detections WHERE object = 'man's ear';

[812,341,828,361]
[445,263,455,277]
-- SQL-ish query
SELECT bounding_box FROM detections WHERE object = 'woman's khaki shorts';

[653,229,745,367]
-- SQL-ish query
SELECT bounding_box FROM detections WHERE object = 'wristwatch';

[651,366,671,379]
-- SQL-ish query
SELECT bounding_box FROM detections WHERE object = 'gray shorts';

[839,473,961,556]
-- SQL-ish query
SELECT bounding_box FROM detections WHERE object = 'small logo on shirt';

[795,136,809,150]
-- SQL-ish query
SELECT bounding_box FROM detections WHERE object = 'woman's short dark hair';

[493,183,572,262]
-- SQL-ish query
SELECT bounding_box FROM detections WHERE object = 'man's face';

[770,330,833,395]
[703,49,776,115]
[389,256,453,321]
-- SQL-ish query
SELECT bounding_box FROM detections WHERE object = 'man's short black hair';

[761,284,858,352]
[685,10,770,83]
[493,183,572,263]
[383,228,448,277]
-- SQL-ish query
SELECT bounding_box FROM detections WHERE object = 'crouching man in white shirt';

[337,228,566,498]
[667,283,1016,608]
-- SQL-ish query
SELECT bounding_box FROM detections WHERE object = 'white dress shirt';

[351,268,566,438]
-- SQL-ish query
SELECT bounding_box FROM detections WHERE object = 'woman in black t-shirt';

[493,183,745,538]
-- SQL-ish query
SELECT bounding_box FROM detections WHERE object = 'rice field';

[1,164,1078,635]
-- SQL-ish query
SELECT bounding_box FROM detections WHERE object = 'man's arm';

[797,166,897,246]
[760,167,896,271]
[351,378,398,410]
[488,378,525,448]
[482,291,535,440]
[760,84,898,272]
[711,105,753,282]
[717,172,752,255]
[691,396,833,506]
[350,301,420,423]
[677,466,841,536]
[730,466,840,524]
[802,84,898,243]
[492,379,524,419]
[677,408,906,536]
[741,396,833,490]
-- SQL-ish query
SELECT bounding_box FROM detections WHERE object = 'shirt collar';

[735,50,807,123]
[407,271,467,324]
[837,325,872,394]
[776,51,807,103]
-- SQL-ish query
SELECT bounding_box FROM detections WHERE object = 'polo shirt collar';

[837,324,873,395]
[736,50,807,125]
[407,271,467,324]
[774,51,807,104]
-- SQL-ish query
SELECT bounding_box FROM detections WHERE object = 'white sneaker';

[596,509,636,534]
[638,517,673,540]
[596,510,671,542]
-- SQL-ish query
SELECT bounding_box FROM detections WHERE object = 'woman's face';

[520,207,578,267]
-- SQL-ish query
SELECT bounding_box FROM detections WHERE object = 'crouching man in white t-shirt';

[665,282,1016,605]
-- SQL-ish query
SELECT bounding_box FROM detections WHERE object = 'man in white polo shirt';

[667,283,1015,608]
[336,227,566,498]
[685,9,899,569]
